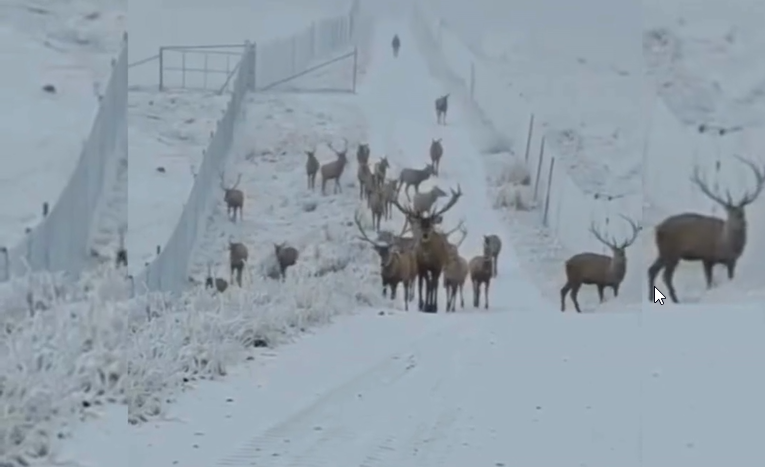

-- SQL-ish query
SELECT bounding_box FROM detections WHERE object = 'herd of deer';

[206,89,763,313]
[561,154,765,312]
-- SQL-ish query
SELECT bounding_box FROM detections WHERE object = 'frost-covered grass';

[0,266,128,467]
[128,92,388,424]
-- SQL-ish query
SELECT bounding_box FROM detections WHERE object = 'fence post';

[158,47,164,91]
[252,42,258,91]
[469,62,475,99]
[524,114,534,163]
[352,48,358,93]
[533,136,546,201]
[542,157,555,227]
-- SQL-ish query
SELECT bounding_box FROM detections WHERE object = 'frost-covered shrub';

[126,214,383,424]
[487,153,535,211]
[0,266,129,467]
[494,184,535,211]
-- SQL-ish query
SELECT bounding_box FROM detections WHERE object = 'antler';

[431,185,462,218]
[690,165,733,207]
[733,155,765,206]
[442,218,465,238]
[589,215,641,249]
[328,137,349,155]
[354,211,384,247]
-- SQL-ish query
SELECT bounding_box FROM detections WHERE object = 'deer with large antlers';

[220,172,244,221]
[561,215,641,313]
[648,156,765,303]
[355,212,417,309]
[320,138,349,195]
[391,185,463,312]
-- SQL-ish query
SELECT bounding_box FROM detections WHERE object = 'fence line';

[411,2,642,258]
[136,1,363,295]
[0,33,128,282]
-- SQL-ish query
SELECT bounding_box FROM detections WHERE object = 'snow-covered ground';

[25,12,765,467]
[421,0,644,197]
[0,0,125,251]
[127,0,353,274]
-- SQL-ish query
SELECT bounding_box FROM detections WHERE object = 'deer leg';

[321,177,327,195]
[236,267,243,287]
[726,260,737,280]
[597,285,605,302]
[493,255,499,277]
[612,284,620,297]
[382,278,388,298]
[484,280,490,309]
[570,284,582,312]
[647,258,665,301]
[459,284,464,308]
[417,273,425,311]
[560,282,571,311]
[702,260,715,288]
[473,281,480,308]
[661,260,680,303]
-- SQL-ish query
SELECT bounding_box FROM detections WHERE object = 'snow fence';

[411,2,640,256]
[0,34,128,283]
[138,2,364,295]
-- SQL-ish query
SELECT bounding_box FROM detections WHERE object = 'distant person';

[392,34,400,57]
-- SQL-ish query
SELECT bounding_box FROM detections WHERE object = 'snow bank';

[0,267,128,467]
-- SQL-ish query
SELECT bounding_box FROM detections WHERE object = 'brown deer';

[358,162,374,202]
[305,145,319,190]
[398,164,436,199]
[483,234,502,277]
[220,172,244,221]
[382,179,399,220]
[390,185,462,312]
[356,143,370,165]
[373,156,390,186]
[429,139,443,175]
[468,249,493,309]
[443,223,468,311]
[229,240,249,287]
[274,242,299,281]
[355,212,417,309]
[647,156,765,303]
[435,94,449,125]
[320,138,349,195]
[561,215,640,312]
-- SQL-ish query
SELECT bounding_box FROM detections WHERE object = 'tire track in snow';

[217,323,467,466]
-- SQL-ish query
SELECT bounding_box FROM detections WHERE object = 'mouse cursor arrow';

[654,287,666,305]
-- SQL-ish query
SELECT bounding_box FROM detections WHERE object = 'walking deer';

[229,240,249,287]
[429,139,443,175]
[435,94,449,125]
[398,164,436,198]
[390,185,463,312]
[483,234,502,277]
[274,242,299,281]
[561,216,640,312]
[647,156,765,303]
[220,172,244,221]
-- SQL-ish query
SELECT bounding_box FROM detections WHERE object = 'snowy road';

[357,21,544,311]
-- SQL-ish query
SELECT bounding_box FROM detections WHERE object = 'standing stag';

[305,146,319,190]
[429,139,443,175]
[435,94,449,125]
[220,173,244,221]
[391,185,463,312]
[355,212,417,309]
[647,156,765,303]
[320,138,349,195]
[561,216,640,312]
[483,234,502,277]
[229,240,249,287]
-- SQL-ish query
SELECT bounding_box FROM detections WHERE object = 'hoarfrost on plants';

[0,266,129,467]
